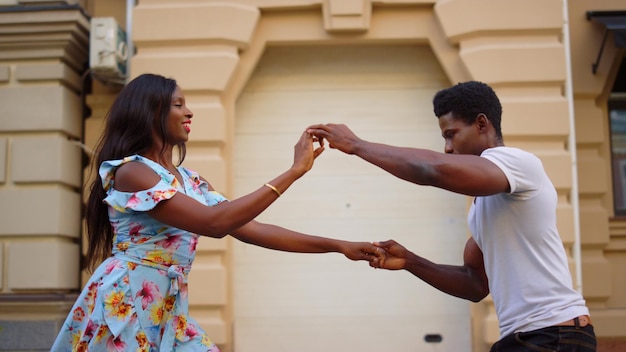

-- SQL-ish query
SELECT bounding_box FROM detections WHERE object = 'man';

[307,81,597,351]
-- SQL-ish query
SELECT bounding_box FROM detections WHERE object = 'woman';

[51,73,382,352]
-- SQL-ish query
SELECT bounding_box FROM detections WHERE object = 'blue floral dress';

[51,155,226,352]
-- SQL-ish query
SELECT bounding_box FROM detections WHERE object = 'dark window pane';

[609,99,626,216]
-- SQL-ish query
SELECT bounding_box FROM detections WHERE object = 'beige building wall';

[0,1,90,351]
[568,0,626,348]
[0,0,624,351]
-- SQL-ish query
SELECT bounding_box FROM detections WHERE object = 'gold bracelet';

[264,183,282,197]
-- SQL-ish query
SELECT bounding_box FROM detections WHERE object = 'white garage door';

[233,45,471,352]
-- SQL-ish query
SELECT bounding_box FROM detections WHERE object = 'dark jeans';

[490,324,597,352]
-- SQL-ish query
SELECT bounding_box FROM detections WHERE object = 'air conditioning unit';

[89,17,128,81]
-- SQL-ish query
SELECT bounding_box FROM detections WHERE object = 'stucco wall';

[568,0,626,342]
[0,0,624,351]
[0,1,90,350]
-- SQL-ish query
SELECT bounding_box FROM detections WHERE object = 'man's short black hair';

[433,81,503,139]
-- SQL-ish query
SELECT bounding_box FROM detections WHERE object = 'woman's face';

[166,86,193,144]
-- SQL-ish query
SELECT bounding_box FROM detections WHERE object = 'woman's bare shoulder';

[113,161,160,192]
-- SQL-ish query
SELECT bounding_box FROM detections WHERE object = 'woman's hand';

[291,130,325,177]
[369,240,407,270]
[339,241,385,263]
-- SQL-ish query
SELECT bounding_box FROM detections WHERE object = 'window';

[608,56,626,216]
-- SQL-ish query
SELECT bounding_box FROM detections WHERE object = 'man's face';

[438,112,482,155]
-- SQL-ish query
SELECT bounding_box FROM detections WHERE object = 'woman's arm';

[114,131,324,238]
[231,220,383,262]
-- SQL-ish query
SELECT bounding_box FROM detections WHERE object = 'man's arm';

[374,238,489,302]
[307,123,508,196]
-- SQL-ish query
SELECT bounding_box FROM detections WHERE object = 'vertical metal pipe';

[562,0,583,293]
[125,0,135,83]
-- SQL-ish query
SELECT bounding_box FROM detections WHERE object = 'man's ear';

[476,113,489,133]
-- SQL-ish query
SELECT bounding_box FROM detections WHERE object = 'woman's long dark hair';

[85,73,186,271]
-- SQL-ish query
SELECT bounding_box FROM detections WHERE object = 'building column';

[123,2,260,351]
[0,3,89,351]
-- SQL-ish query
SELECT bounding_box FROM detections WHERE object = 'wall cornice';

[133,2,259,50]
[434,0,563,42]
[0,6,89,71]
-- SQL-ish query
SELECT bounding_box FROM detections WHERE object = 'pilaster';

[130,2,260,351]
[0,2,89,350]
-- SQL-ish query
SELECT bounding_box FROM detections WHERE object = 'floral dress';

[51,155,226,352]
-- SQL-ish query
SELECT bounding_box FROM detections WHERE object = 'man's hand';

[306,123,362,155]
[370,239,408,270]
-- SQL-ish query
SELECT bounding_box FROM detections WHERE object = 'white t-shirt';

[468,146,589,338]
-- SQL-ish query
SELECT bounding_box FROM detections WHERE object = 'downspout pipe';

[562,0,583,294]
[126,0,135,84]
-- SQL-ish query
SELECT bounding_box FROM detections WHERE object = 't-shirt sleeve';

[100,156,179,213]
[481,147,544,194]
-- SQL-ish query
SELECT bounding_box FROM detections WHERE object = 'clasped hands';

[349,240,407,271]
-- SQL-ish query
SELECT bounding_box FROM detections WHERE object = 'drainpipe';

[562,0,583,294]
[126,0,135,83]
